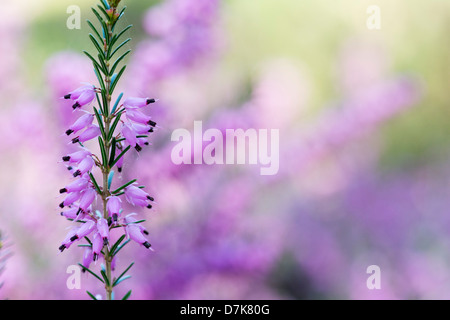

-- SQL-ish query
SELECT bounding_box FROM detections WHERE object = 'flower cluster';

[57,0,157,300]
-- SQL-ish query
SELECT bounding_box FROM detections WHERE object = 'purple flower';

[61,207,82,220]
[65,113,94,136]
[82,247,94,270]
[78,189,97,213]
[131,122,154,134]
[71,125,101,144]
[96,218,110,245]
[70,220,96,242]
[63,84,93,100]
[125,214,149,235]
[62,149,91,163]
[137,137,150,149]
[121,122,138,150]
[124,184,154,209]
[125,224,151,249]
[125,109,154,126]
[106,196,122,222]
[92,232,103,261]
[123,97,156,110]
[64,84,96,110]
[59,177,90,194]
[72,156,95,177]
[59,191,82,208]
[59,227,79,252]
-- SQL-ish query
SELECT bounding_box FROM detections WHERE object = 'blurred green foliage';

[25,0,450,172]
[24,0,159,90]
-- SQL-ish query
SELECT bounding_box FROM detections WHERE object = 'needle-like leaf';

[111,178,136,194]
[109,234,126,256]
[122,290,132,300]
[109,66,126,95]
[89,172,102,195]
[89,34,105,59]
[108,110,123,141]
[113,239,131,256]
[97,5,110,21]
[112,6,127,32]
[100,269,110,287]
[86,20,103,43]
[108,170,114,190]
[111,92,124,114]
[86,291,98,300]
[98,137,108,166]
[83,50,105,74]
[109,24,132,55]
[93,107,106,139]
[93,64,106,92]
[109,138,117,167]
[78,263,104,283]
[91,7,108,38]
[109,146,131,170]
[100,0,110,10]
[110,49,131,75]
[109,38,131,59]
[113,262,134,287]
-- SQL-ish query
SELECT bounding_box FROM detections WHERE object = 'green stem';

[101,7,116,301]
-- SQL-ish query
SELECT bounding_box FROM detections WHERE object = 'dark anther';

[103,238,109,246]
[62,156,71,162]
[65,129,74,136]
[64,94,71,100]
[148,120,157,127]
[59,202,65,209]
[147,204,152,209]
[70,235,79,242]
[59,244,66,252]
[71,137,80,144]
[135,144,142,152]
[72,102,81,110]
[143,230,149,235]
[146,98,156,105]
[147,196,154,202]
[143,242,151,249]
[73,170,81,177]
[59,188,67,194]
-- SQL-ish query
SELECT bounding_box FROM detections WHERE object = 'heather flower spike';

[57,0,157,300]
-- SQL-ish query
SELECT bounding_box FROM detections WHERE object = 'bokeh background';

[1,0,450,299]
